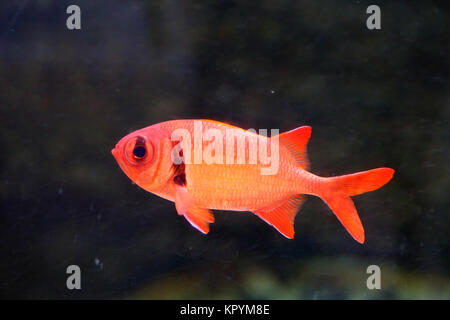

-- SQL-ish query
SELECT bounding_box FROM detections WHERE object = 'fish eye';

[124,135,153,165]
[133,146,146,159]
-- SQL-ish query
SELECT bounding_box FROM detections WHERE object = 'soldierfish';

[111,119,394,243]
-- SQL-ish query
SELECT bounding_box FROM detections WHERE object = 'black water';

[0,0,449,299]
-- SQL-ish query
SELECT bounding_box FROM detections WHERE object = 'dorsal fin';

[278,126,311,170]
[252,195,307,239]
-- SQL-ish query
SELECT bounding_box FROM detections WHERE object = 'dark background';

[0,0,448,299]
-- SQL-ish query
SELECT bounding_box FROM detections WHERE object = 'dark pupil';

[133,146,146,158]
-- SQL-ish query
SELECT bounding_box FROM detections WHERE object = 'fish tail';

[320,168,395,244]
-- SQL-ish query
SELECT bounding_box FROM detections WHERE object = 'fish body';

[112,119,395,243]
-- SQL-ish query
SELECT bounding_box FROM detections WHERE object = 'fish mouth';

[111,147,118,158]
[111,147,127,172]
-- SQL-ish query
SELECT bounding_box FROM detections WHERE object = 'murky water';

[0,0,448,299]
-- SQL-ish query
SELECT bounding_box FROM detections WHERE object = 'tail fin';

[321,168,395,244]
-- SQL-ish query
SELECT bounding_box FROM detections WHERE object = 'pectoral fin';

[174,184,214,234]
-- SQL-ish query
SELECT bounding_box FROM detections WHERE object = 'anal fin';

[174,184,214,234]
[252,195,307,239]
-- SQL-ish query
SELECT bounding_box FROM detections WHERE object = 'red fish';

[111,119,394,243]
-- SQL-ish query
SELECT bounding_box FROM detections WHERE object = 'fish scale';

[162,119,301,210]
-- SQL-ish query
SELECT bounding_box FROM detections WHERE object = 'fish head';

[111,125,174,192]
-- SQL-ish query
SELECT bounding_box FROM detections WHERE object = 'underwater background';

[0,0,448,299]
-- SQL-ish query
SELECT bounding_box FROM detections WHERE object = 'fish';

[111,119,395,243]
